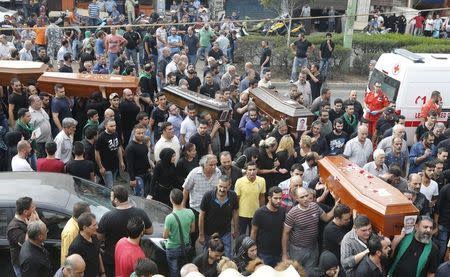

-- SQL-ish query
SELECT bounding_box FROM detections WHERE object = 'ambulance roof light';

[393,49,424,63]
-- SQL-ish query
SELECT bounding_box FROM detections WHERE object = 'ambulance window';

[368,69,400,101]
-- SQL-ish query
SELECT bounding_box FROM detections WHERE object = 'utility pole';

[343,0,358,49]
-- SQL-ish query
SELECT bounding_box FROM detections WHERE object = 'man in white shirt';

[154,122,181,163]
[19,40,33,61]
[420,161,439,207]
[12,140,33,171]
[165,54,180,82]
[180,104,198,145]
[29,95,52,158]
[363,149,388,178]
[54,118,78,164]
[302,152,319,186]
[343,125,373,167]
[0,34,14,59]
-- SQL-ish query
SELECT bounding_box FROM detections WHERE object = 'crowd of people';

[2,1,450,277]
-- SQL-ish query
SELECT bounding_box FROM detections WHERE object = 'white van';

[368,49,450,145]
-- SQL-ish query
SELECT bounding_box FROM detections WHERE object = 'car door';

[37,206,71,272]
[0,205,15,277]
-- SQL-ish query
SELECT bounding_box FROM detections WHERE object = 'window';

[0,208,9,239]
[369,69,401,101]
[38,210,70,240]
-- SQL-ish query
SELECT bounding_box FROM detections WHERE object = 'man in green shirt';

[198,23,215,61]
[163,189,195,277]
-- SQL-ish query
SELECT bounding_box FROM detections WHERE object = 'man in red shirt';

[115,217,146,277]
[364,82,390,134]
[411,13,425,36]
[419,90,441,123]
[36,141,65,172]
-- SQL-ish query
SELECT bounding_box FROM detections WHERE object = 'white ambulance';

[369,49,450,146]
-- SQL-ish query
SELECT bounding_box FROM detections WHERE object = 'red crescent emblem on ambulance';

[393,64,400,75]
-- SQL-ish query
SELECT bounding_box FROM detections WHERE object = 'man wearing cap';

[373,107,396,144]
[108,92,123,141]
[364,82,389,135]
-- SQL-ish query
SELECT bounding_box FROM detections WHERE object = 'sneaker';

[289,80,294,83]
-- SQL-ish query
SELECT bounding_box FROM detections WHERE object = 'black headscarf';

[233,236,256,272]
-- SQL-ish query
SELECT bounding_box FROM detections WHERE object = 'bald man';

[54,254,86,277]
[408,173,430,216]
[119,88,141,147]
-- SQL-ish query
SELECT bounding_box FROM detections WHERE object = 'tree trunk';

[287,16,292,47]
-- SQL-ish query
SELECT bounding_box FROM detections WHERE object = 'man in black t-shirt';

[123,25,141,72]
[326,118,349,156]
[95,119,124,188]
[66,141,96,181]
[260,40,271,76]
[251,186,285,267]
[199,175,238,258]
[150,92,168,142]
[97,185,152,277]
[374,107,395,144]
[119,88,140,147]
[185,65,201,93]
[289,33,314,82]
[319,32,335,78]
[68,213,104,277]
[208,42,227,64]
[322,204,352,262]
[190,120,212,158]
[8,78,28,127]
[389,216,439,277]
[200,72,221,98]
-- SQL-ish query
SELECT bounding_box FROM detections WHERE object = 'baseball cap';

[384,107,395,114]
[109,92,120,100]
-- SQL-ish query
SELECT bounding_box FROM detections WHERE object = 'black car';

[0,172,171,276]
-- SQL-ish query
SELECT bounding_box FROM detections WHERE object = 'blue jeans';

[13,265,21,277]
[103,170,118,189]
[72,39,81,60]
[108,52,118,73]
[259,253,281,267]
[188,54,197,66]
[438,224,449,260]
[125,48,139,72]
[134,176,145,197]
[204,232,232,258]
[290,56,308,81]
[197,45,211,60]
[166,246,186,277]
[319,58,331,78]
[29,153,37,171]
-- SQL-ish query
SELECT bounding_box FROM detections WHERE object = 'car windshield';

[71,177,113,220]
[368,69,401,101]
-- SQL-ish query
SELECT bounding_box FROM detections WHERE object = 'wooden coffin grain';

[37,72,139,97]
[163,85,232,121]
[318,156,418,236]
[0,61,47,86]
[249,87,315,131]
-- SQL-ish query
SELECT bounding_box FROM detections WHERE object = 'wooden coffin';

[163,85,232,121]
[37,72,139,97]
[0,61,47,86]
[318,156,418,236]
[249,87,314,131]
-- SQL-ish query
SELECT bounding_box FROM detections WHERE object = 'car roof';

[0,172,79,209]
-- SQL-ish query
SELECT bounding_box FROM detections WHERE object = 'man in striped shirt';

[281,187,338,274]
[88,0,101,27]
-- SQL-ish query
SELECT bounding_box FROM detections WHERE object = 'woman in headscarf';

[150,148,180,206]
[233,236,258,274]
[193,233,225,277]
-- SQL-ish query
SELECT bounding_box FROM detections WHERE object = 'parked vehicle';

[0,172,171,276]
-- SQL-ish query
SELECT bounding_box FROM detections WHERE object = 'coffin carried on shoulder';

[318,156,418,236]
[37,72,139,97]
[163,85,232,121]
[0,61,47,86]
[249,87,314,131]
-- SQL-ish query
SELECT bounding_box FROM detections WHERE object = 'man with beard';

[347,90,364,121]
[355,235,391,276]
[389,216,439,277]
[218,151,242,190]
[251,186,285,267]
[198,175,238,258]
[97,185,152,277]
[190,120,212,158]
[180,104,198,145]
[409,132,437,174]
[125,124,150,197]
[407,173,430,216]
[322,204,352,263]
[326,118,348,156]
[185,64,201,93]
[150,92,168,142]
[119,89,140,147]
[245,108,260,145]
[200,72,220,98]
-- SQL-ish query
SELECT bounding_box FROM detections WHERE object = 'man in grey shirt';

[341,215,372,277]
[29,95,52,158]
[363,149,389,178]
